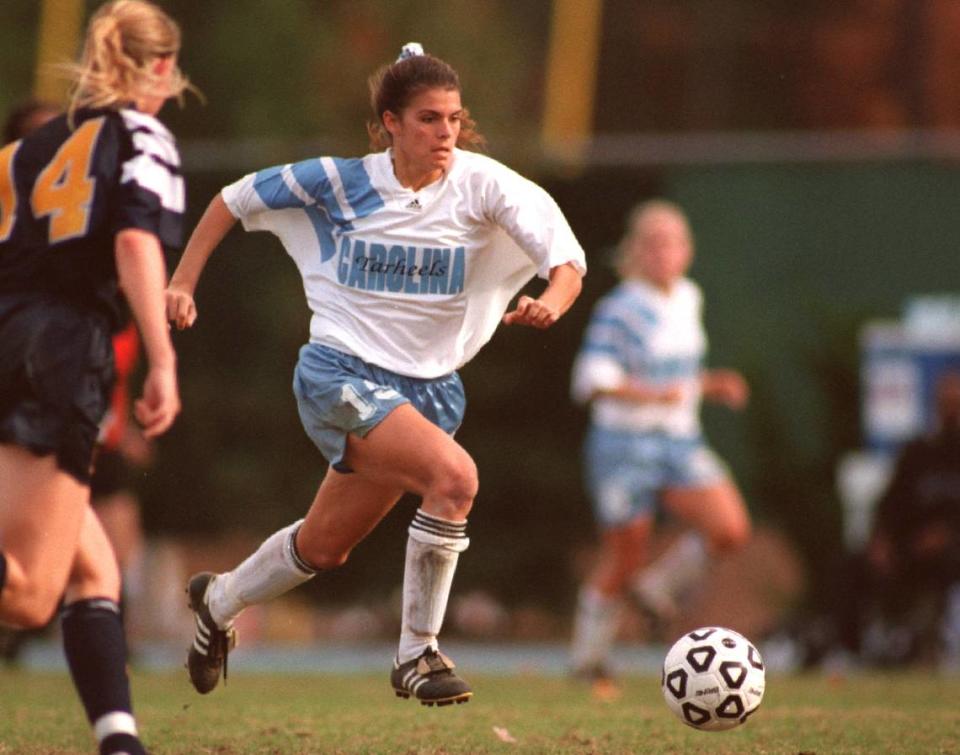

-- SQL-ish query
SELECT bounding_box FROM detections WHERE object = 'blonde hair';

[614,199,692,278]
[66,0,191,120]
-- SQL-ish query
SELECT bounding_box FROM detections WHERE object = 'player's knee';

[711,519,751,553]
[428,453,478,517]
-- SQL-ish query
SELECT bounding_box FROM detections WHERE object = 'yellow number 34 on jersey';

[0,117,104,245]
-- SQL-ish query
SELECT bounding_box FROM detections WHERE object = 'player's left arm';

[115,228,180,438]
[700,368,749,409]
[503,261,582,329]
[483,159,585,329]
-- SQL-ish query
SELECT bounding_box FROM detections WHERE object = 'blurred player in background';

[568,200,751,691]
[0,2,190,752]
[167,42,585,706]
[92,323,152,621]
[2,99,60,146]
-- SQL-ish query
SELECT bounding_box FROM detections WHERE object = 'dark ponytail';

[366,49,485,151]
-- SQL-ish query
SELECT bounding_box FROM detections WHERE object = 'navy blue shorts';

[0,294,114,484]
[293,344,466,472]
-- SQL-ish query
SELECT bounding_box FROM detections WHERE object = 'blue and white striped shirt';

[222,148,586,378]
[572,278,706,436]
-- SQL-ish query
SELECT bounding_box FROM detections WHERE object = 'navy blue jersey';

[0,107,183,328]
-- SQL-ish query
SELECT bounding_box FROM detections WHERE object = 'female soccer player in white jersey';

[568,200,751,689]
[0,2,190,752]
[167,43,586,705]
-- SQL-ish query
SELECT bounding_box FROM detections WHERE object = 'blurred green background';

[4,0,960,623]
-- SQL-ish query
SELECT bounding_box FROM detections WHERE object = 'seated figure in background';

[861,370,960,666]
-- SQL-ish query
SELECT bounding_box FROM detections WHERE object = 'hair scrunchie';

[396,42,424,62]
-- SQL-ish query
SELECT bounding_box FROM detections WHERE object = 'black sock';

[61,598,145,755]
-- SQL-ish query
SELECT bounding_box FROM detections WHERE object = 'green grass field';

[2,669,959,754]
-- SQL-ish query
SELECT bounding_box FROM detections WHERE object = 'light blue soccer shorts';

[584,425,729,528]
[293,343,466,472]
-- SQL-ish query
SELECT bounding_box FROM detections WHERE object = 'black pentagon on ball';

[721,637,736,649]
[682,701,712,726]
[688,628,717,641]
[686,645,717,672]
[716,694,745,719]
[747,644,764,670]
[665,668,688,699]
[719,660,747,689]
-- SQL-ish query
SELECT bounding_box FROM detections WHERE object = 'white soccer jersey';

[221,148,586,378]
[571,278,707,436]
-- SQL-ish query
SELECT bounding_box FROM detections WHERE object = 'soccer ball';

[661,626,765,731]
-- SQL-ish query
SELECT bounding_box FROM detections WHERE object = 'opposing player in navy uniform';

[568,200,752,690]
[0,2,190,752]
[167,43,586,705]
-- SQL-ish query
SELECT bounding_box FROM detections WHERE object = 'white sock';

[633,532,707,604]
[93,711,138,743]
[397,509,469,664]
[570,585,621,670]
[207,519,315,628]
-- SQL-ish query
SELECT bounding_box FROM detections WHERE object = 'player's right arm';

[590,380,683,405]
[572,350,683,406]
[571,296,682,406]
[166,193,237,329]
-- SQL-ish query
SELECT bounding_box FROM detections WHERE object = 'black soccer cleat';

[186,572,237,694]
[391,648,473,706]
[99,732,147,755]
